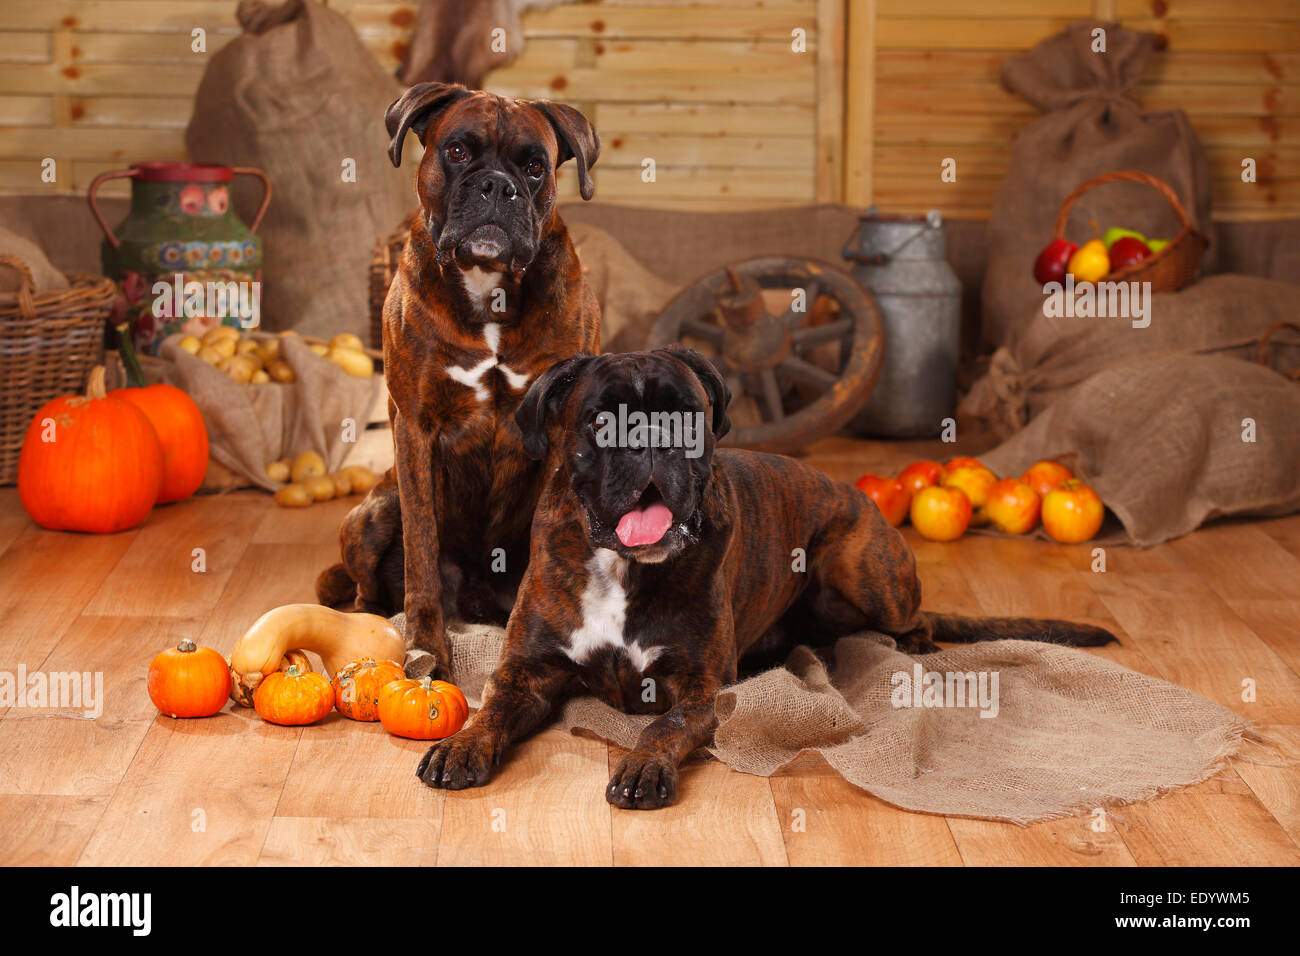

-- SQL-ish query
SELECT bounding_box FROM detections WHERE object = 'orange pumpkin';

[378,677,469,740]
[253,664,334,726]
[114,322,209,504]
[333,658,405,721]
[147,639,229,718]
[117,385,208,503]
[17,366,163,533]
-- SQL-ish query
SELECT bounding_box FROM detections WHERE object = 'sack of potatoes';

[176,328,374,385]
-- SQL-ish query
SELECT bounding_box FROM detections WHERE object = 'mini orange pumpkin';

[253,664,334,726]
[333,658,405,721]
[148,639,230,718]
[378,677,469,740]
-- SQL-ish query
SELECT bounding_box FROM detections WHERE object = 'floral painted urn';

[88,162,271,354]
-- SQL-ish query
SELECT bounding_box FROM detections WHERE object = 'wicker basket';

[368,212,416,350]
[1054,170,1208,293]
[0,254,116,485]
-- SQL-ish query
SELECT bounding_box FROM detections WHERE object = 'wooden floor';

[1,437,1298,866]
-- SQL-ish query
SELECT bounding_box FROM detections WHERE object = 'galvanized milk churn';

[841,209,961,438]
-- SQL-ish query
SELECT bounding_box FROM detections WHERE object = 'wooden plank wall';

[867,0,1299,220]
[0,0,1295,219]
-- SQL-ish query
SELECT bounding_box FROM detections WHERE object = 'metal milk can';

[841,209,961,438]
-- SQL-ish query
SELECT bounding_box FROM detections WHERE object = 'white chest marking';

[460,266,502,312]
[564,551,664,672]
[444,320,531,403]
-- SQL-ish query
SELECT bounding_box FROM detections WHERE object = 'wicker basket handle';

[0,253,36,292]
[1054,170,1194,241]
[0,253,39,320]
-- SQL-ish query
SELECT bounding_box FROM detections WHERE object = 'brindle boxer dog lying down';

[417,346,1118,809]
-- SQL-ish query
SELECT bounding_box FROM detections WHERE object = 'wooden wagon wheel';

[646,256,884,454]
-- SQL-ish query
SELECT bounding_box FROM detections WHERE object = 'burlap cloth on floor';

[394,615,1256,825]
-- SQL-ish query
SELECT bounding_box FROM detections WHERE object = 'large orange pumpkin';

[114,322,209,503]
[117,384,208,503]
[253,664,334,726]
[333,658,405,721]
[17,366,163,533]
[378,677,469,740]
[147,639,229,718]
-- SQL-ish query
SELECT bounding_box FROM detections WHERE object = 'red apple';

[910,486,972,542]
[1020,460,1073,499]
[898,460,944,497]
[855,474,910,527]
[1108,236,1152,272]
[984,478,1041,535]
[1041,480,1105,543]
[1033,238,1078,285]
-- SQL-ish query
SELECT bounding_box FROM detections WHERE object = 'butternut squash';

[228,604,406,706]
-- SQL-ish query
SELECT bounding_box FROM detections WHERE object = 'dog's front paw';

[403,649,441,680]
[416,727,497,790]
[607,751,678,810]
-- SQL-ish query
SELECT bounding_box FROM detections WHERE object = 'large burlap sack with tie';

[981,21,1212,350]
[185,0,411,340]
[395,616,1259,825]
[155,332,381,492]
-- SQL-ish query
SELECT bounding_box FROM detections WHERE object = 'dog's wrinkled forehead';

[430,94,559,159]
[578,353,706,414]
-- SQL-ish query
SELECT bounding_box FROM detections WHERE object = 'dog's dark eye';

[526,159,544,179]
[445,144,468,164]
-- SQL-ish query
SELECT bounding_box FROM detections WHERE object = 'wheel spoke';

[680,317,724,344]
[791,318,853,350]
[760,368,784,421]
[725,374,744,406]
[778,355,838,391]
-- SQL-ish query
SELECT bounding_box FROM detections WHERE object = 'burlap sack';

[568,222,680,352]
[961,275,1300,438]
[980,354,1300,547]
[0,227,69,292]
[400,617,1254,825]
[981,21,1212,350]
[157,333,381,492]
[185,0,411,340]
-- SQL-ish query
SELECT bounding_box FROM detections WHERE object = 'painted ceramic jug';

[88,162,271,354]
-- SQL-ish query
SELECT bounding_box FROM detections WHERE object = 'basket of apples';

[1033,170,1208,293]
[855,458,1105,544]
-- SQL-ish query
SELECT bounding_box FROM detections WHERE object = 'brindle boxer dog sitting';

[416,347,1118,809]
[315,82,601,679]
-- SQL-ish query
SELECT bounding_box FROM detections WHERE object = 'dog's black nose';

[479,172,518,202]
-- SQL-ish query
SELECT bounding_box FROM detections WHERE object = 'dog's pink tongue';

[616,502,674,547]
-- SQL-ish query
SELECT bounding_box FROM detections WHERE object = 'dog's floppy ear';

[529,101,600,201]
[386,82,472,167]
[660,346,731,440]
[514,353,597,460]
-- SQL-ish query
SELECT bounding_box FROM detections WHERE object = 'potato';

[255,338,280,365]
[266,460,291,483]
[267,359,295,383]
[308,343,328,357]
[177,335,202,355]
[304,475,336,502]
[218,354,257,384]
[209,336,237,358]
[328,472,352,497]
[340,465,378,495]
[197,345,225,365]
[329,332,365,352]
[291,450,327,484]
[250,369,270,385]
[202,325,241,344]
[274,483,313,508]
[327,346,374,378]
